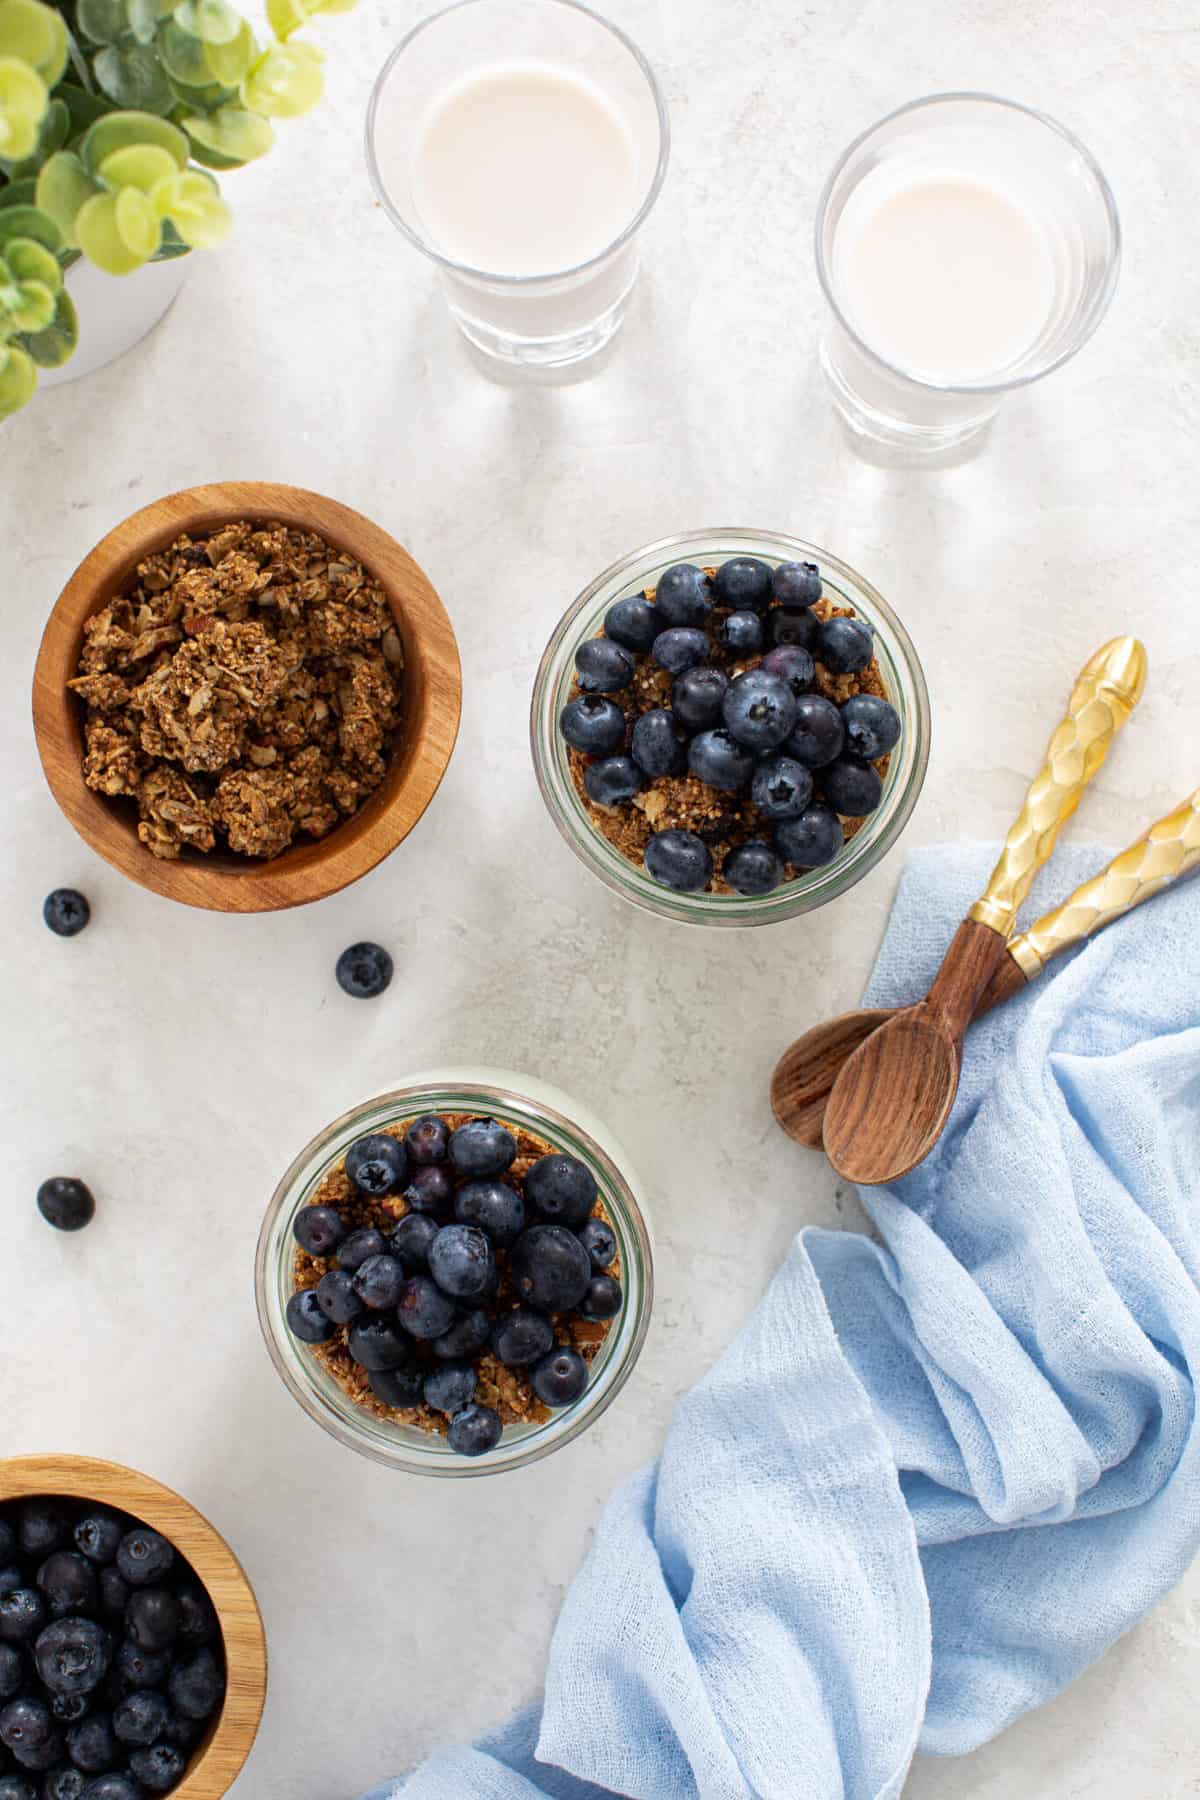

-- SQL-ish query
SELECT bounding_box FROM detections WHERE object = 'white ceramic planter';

[38,254,189,389]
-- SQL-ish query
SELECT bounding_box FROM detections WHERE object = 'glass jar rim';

[813,90,1122,397]
[364,0,672,289]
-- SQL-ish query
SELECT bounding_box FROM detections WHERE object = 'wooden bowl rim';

[32,481,462,914]
[0,1453,267,1799]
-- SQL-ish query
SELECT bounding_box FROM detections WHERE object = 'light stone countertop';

[2,1,1198,1795]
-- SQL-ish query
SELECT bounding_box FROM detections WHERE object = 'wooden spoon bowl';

[769,1008,892,1146]
[32,481,462,913]
[0,1453,266,1797]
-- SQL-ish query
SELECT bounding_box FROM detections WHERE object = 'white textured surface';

[2,0,1198,1795]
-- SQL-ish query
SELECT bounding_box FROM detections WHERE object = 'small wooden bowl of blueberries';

[0,1456,265,1800]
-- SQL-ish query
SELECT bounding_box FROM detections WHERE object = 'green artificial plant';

[0,0,355,419]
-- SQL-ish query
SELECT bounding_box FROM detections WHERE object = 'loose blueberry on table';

[0,1496,224,1798]
[287,1113,624,1458]
[559,556,901,896]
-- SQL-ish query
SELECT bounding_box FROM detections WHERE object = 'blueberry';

[50,1692,89,1722]
[431,1308,492,1362]
[717,610,764,656]
[821,756,883,816]
[427,1226,494,1301]
[0,1645,23,1701]
[97,1573,127,1624]
[688,729,754,792]
[583,756,642,808]
[775,806,844,869]
[721,669,798,751]
[10,1740,62,1776]
[0,1522,11,1564]
[352,1253,405,1312]
[446,1405,503,1458]
[0,1776,35,1800]
[44,1769,86,1800]
[116,1637,171,1687]
[713,556,773,613]
[78,1777,140,1800]
[396,1275,458,1338]
[115,1533,171,1592]
[524,1155,597,1229]
[33,1620,110,1698]
[455,1179,525,1248]
[167,1649,223,1722]
[816,615,874,674]
[511,1225,591,1312]
[767,606,818,650]
[422,1363,477,1415]
[400,1166,455,1216]
[574,638,633,694]
[284,1290,332,1345]
[335,942,393,999]
[840,693,901,761]
[403,1115,449,1166]
[291,1206,346,1258]
[0,1593,45,1644]
[750,755,814,821]
[651,628,709,675]
[630,709,687,778]
[785,694,845,768]
[347,1318,411,1370]
[603,595,660,652]
[314,1268,362,1325]
[368,1364,424,1409]
[0,1697,51,1753]
[125,1589,179,1658]
[724,841,784,896]
[65,1713,117,1773]
[174,1586,217,1652]
[530,1347,588,1408]
[759,644,815,699]
[671,666,728,731]
[643,829,713,893]
[558,695,626,756]
[579,1275,623,1320]
[5,1501,55,1556]
[653,563,713,627]
[576,1218,616,1271]
[448,1118,517,1179]
[36,1554,95,1619]
[112,1691,169,1748]
[345,1133,407,1197]
[390,1211,441,1271]
[35,1179,94,1234]
[491,1309,555,1369]
[73,1516,122,1569]
[128,1744,186,1794]
[335,1228,388,1272]
[0,1567,19,1598]
[42,890,90,938]
[772,560,821,608]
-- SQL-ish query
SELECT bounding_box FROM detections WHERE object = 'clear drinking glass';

[366,0,670,370]
[815,93,1121,456]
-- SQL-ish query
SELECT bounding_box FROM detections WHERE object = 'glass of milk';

[366,0,670,371]
[815,94,1121,456]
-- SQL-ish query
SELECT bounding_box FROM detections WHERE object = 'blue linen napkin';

[365,842,1200,1800]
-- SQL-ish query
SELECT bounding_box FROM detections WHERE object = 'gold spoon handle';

[1003,785,1200,984]
[969,636,1147,938]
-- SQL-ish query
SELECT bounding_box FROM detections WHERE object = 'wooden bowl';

[32,482,462,913]
[0,1454,266,1797]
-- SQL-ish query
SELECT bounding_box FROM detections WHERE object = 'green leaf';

[0,267,55,330]
[95,42,176,112]
[0,92,68,176]
[150,214,190,258]
[0,0,68,83]
[0,200,60,249]
[35,149,100,243]
[57,81,114,136]
[180,101,271,165]
[0,173,35,205]
[157,15,208,82]
[16,281,77,366]
[202,16,253,84]
[150,163,227,245]
[75,186,147,269]
[126,0,159,43]
[4,231,60,288]
[0,340,36,417]
[114,180,158,254]
[241,40,321,118]
[76,0,130,47]
[98,140,177,189]
[81,108,189,172]
[173,0,242,46]
[0,53,47,160]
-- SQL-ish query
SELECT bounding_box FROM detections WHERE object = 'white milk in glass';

[833,171,1056,385]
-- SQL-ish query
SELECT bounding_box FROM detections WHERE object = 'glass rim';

[254,1073,654,1478]
[813,90,1122,397]
[530,526,931,927]
[364,0,672,288]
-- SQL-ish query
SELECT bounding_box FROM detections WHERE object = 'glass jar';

[255,1069,653,1478]
[530,528,930,926]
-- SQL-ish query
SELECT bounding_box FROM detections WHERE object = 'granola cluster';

[70,522,403,861]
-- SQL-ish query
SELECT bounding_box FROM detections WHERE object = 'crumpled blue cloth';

[366,842,1200,1800]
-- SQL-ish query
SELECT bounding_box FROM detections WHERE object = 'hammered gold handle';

[969,636,1147,937]
[1008,786,1200,979]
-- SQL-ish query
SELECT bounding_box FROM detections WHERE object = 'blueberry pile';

[559,556,902,896]
[0,1498,225,1800]
[286,1114,623,1459]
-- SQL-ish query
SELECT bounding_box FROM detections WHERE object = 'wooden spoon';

[821,636,1147,1186]
[772,783,1200,1145]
